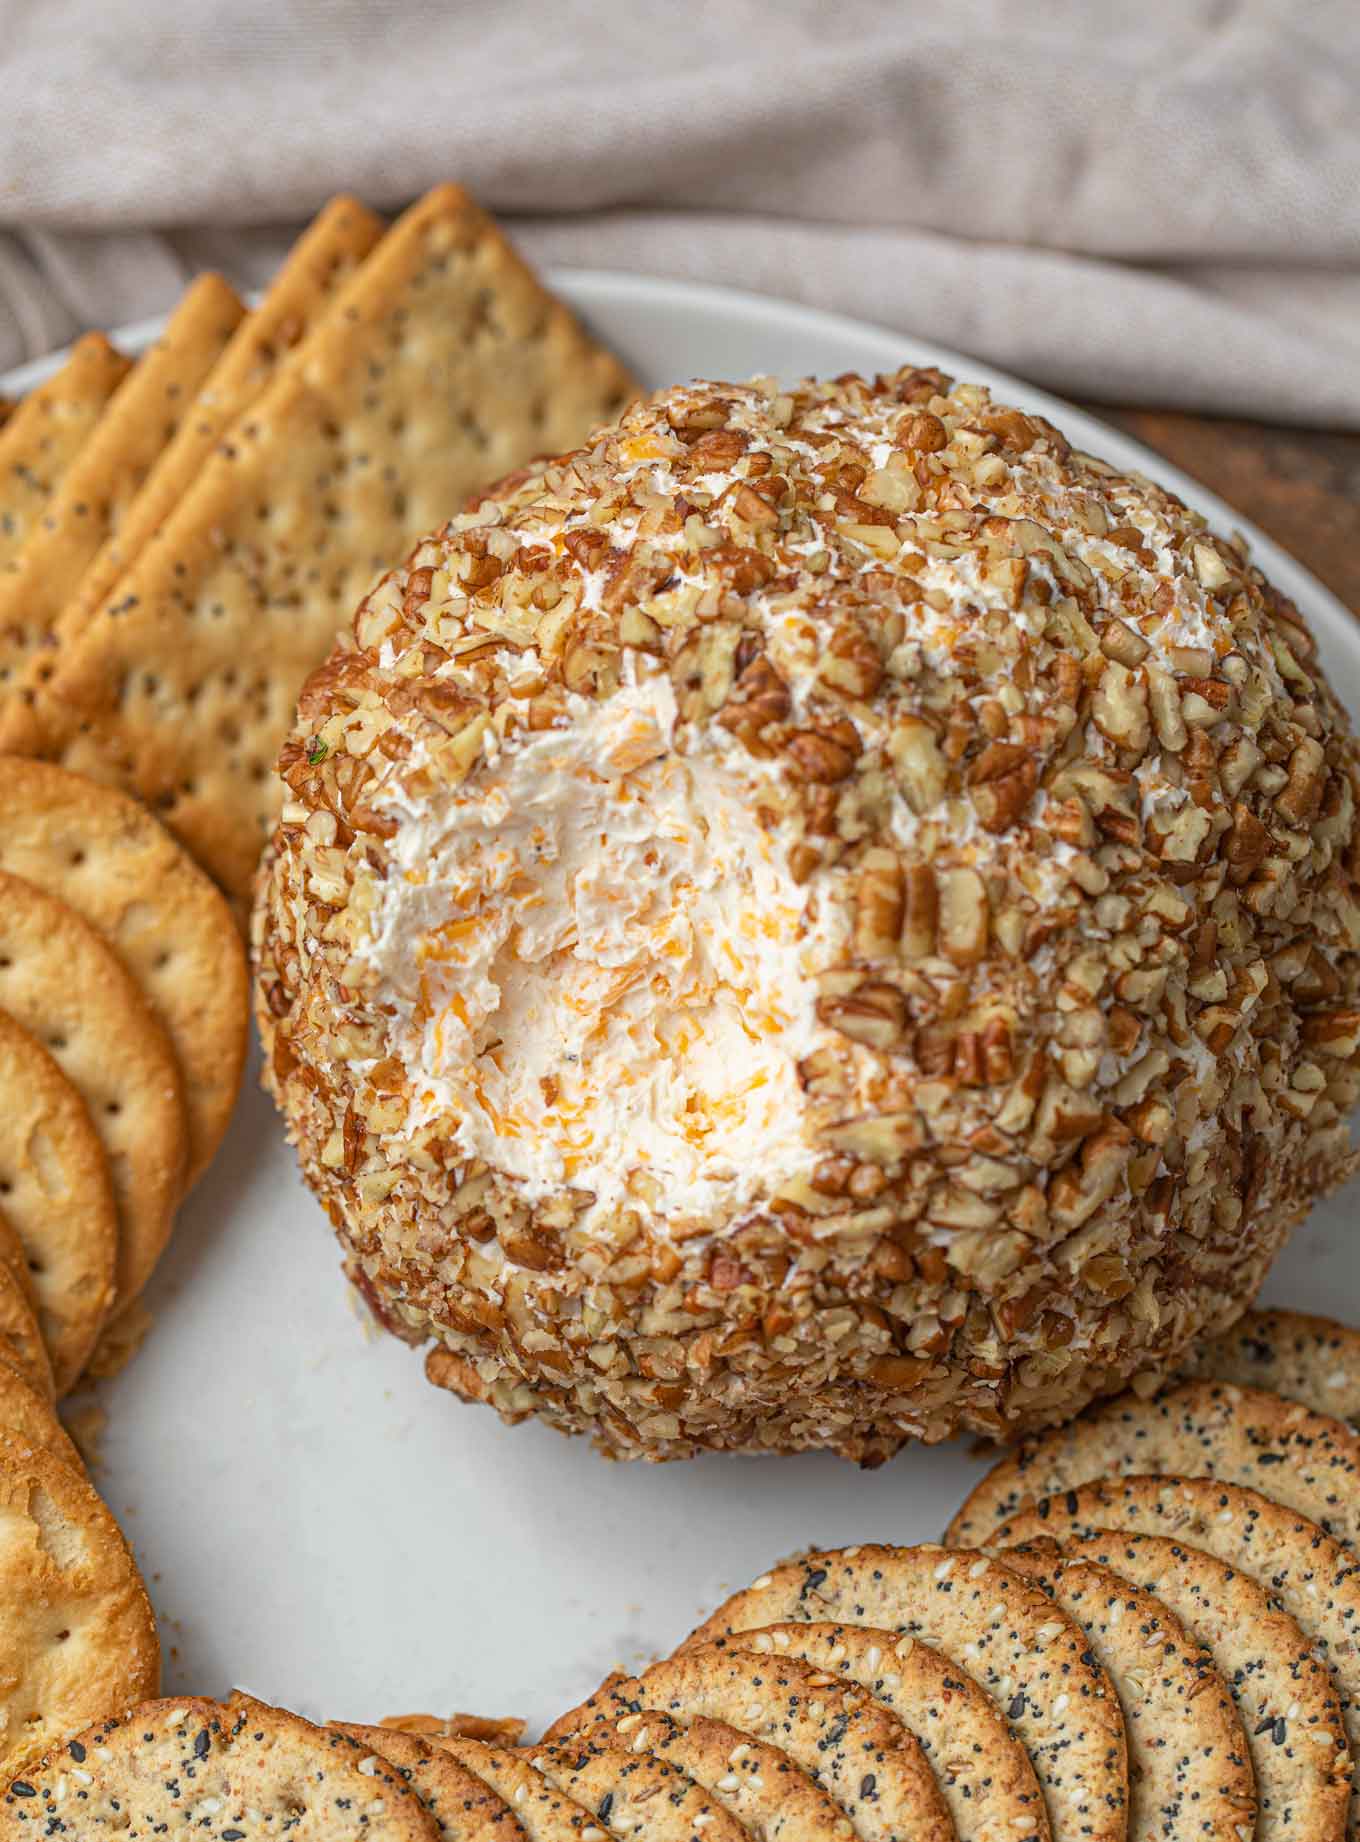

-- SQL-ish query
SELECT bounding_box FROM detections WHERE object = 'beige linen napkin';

[1,0,1356,422]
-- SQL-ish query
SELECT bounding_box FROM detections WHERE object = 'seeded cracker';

[1005,1532,1350,1842]
[0,1429,158,1781]
[12,184,636,905]
[253,365,1360,1462]
[0,1011,116,1393]
[434,1740,599,1842]
[533,1735,752,1842]
[674,1544,1125,1842]
[991,1473,1360,1841]
[0,333,131,570]
[62,195,384,637]
[0,871,188,1313]
[1,1695,444,1838]
[331,1723,530,1842]
[0,274,244,699]
[0,758,246,1188]
[1180,1307,1360,1424]
[543,1647,957,1842]
[579,1708,858,1842]
[996,1550,1254,1842]
[947,1379,1360,1551]
[737,1622,1049,1842]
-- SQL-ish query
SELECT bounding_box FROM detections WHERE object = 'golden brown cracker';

[0,273,243,698]
[0,1428,158,1781]
[0,1257,52,1401]
[1180,1307,1360,1424]
[533,1735,750,1842]
[0,333,131,572]
[69,196,384,631]
[0,758,246,1187]
[0,1351,79,1465]
[12,184,635,902]
[0,1011,116,1392]
[0,871,187,1315]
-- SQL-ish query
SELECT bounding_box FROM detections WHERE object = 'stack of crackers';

[0,185,634,909]
[4,1305,1360,1840]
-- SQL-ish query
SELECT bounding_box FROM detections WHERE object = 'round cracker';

[739,1622,1050,1842]
[1009,1531,1351,1842]
[948,1380,1360,1553]
[436,1741,600,1842]
[3,1694,443,1838]
[993,1474,1360,1841]
[0,872,187,1314]
[0,1352,80,1467]
[333,1723,530,1842]
[678,1543,1126,1842]
[0,756,248,1188]
[0,1257,52,1400]
[0,1428,158,1781]
[0,1207,34,1307]
[581,1708,856,1842]
[534,1734,751,1842]
[1001,1550,1255,1842]
[0,1011,116,1392]
[545,1645,959,1842]
[1181,1309,1360,1425]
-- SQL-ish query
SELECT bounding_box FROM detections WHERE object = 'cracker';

[998,1549,1255,1842]
[0,1427,158,1780]
[0,1258,52,1401]
[543,1646,956,1842]
[0,275,244,697]
[947,1379,1360,1552]
[0,871,188,1314]
[1006,1531,1351,1842]
[332,1722,529,1842]
[10,184,636,904]
[0,333,131,571]
[678,1544,1126,1842]
[533,1734,751,1842]
[1180,1309,1360,1425]
[0,1207,35,1308]
[0,1011,117,1392]
[0,757,247,1188]
[0,1352,79,1466]
[435,1740,598,1842]
[580,1708,857,1842]
[68,196,384,633]
[991,1474,1360,1840]
[738,1622,1049,1842]
[1,1694,444,1837]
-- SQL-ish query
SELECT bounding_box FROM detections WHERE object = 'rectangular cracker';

[0,277,243,696]
[9,183,636,904]
[0,333,132,570]
[64,196,384,634]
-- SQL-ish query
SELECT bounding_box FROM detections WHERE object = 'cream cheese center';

[365,667,835,1227]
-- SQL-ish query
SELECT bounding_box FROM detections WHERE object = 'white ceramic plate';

[8,271,1360,1733]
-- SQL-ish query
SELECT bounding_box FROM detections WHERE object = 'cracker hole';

[105,1101,121,1119]
[67,850,85,867]
[153,950,172,972]
[46,1035,67,1053]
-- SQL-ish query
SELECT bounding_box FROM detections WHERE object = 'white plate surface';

[10,271,1360,1733]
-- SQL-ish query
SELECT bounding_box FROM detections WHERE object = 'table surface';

[1086,406,1360,620]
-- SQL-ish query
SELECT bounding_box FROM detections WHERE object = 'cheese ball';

[254,367,1360,1462]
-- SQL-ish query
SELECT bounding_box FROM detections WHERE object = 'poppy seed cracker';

[948,1380,1360,1552]
[678,1544,1125,1842]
